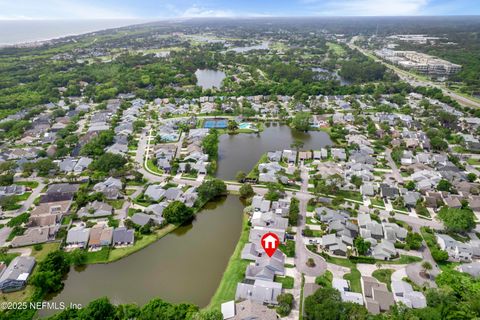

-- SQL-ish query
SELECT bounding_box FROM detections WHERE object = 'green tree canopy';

[163,201,194,225]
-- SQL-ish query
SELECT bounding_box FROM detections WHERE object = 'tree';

[350,175,362,189]
[288,198,300,226]
[0,174,14,186]
[69,249,87,266]
[235,171,246,182]
[354,237,371,255]
[304,287,369,319]
[90,153,127,173]
[0,196,18,210]
[227,120,238,132]
[430,136,448,151]
[291,112,311,131]
[405,180,416,191]
[239,183,254,199]
[197,179,227,202]
[265,183,284,201]
[405,232,423,250]
[30,251,70,294]
[276,293,294,317]
[437,179,452,192]
[163,201,194,225]
[467,173,477,182]
[432,248,449,263]
[202,129,219,159]
[192,310,223,320]
[438,207,476,233]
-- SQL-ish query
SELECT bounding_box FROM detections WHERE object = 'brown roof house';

[361,276,394,314]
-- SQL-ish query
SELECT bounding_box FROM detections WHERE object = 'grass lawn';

[336,190,363,202]
[30,243,60,261]
[85,247,111,264]
[108,224,178,263]
[467,158,480,166]
[0,252,20,265]
[344,268,362,293]
[125,189,136,196]
[145,159,164,175]
[107,199,125,210]
[246,153,268,179]
[15,181,39,188]
[327,42,346,56]
[372,269,394,291]
[275,275,294,289]
[306,217,322,225]
[370,197,385,207]
[2,243,59,303]
[13,192,32,202]
[206,214,250,311]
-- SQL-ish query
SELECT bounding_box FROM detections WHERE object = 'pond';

[312,67,351,86]
[216,123,333,180]
[195,69,226,90]
[39,196,244,317]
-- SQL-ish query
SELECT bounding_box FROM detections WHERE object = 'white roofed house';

[77,201,113,219]
[391,280,427,309]
[93,177,123,199]
[235,279,282,305]
[144,184,166,202]
[0,256,36,292]
[66,225,90,249]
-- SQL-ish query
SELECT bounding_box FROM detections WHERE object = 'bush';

[33,244,43,251]
[288,198,299,226]
[349,255,375,264]
[239,183,254,199]
[276,293,294,317]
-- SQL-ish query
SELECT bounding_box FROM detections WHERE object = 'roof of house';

[66,226,90,244]
[0,256,35,286]
[113,227,134,244]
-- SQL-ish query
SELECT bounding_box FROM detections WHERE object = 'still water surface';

[195,69,226,90]
[39,196,244,317]
[216,123,332,180]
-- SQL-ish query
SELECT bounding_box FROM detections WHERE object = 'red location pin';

[261,232,280,257]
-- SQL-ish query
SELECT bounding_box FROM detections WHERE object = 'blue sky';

[0,0,478,20]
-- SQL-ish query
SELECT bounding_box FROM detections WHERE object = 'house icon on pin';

[263,234,277,249]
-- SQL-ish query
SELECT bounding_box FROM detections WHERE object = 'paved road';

[294,198,327,276]
[349,40,480,109]
[385,148,403,184]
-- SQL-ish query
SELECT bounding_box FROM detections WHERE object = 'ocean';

[0,19,146,46]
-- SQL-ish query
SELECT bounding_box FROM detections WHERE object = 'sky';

[0,0,478,20]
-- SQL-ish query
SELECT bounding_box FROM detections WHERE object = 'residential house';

[235,279,282,305]
[112,227,134,247]
[391,280,427,309]
[0,256,35,292]
[77,201,113,219]
[66,225,90,249]
[361,276,395,314]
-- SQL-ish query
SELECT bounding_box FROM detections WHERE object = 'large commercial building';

[375,49,461,76]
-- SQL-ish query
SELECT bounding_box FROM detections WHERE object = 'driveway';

[294,198,327,276]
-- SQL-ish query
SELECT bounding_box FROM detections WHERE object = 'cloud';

[0,0,137,20]
[301,0,430,16]
[181,5,235,18]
